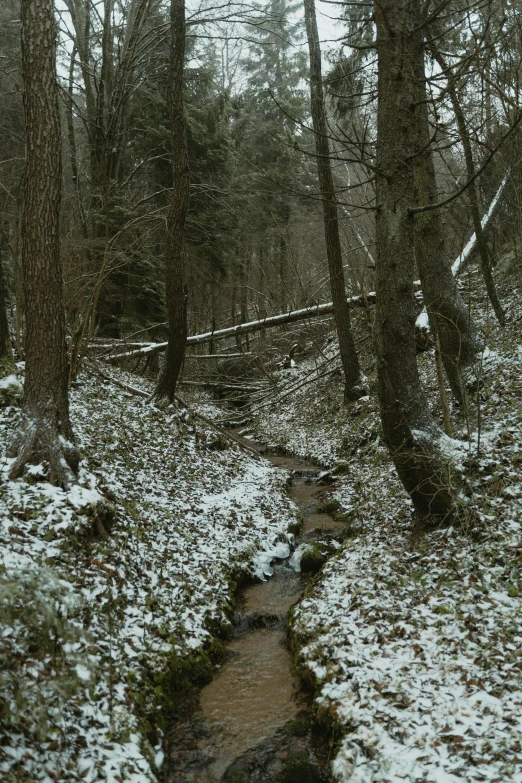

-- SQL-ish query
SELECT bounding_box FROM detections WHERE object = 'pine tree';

[8,0,79,487]
[154,0,189,401]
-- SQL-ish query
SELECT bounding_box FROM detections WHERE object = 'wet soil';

[164,435,344,783]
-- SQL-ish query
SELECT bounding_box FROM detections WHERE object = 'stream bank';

[163,435,348,783]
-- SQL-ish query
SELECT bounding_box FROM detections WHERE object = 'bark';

[8,0,79,488]
[413,53,485,403]
[0,225,14,375]
[154,0,189,402]
[374,0,459,523]
[429,40,505,325]
[303,0,364,401]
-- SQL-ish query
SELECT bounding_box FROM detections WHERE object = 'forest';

[0,0,521,781]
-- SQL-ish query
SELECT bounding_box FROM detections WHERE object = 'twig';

[174,396,263,460]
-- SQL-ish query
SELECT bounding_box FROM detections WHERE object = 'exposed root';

[8,416,80,490]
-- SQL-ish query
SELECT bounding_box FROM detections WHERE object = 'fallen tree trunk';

[104,293,377,362]
[451,173,508,276]
[93,170,508,367]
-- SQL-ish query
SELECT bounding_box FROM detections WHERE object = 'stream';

[164,435,346,783]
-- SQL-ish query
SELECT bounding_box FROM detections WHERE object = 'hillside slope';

[246,272,522,781]
[0,370,297,783]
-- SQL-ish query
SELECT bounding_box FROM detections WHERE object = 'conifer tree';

[374,0,459,522]
[8,0,79,487]
[304,0,364,401]
[154,0,189,401]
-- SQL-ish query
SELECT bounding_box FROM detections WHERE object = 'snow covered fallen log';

[452,173,508,276]
[102,172,508,366]
[104,293,377,362]
[416,173,508,330]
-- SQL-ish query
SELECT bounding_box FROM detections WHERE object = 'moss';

[287,510,304,536]
[284,716,310,736]
[331,460,350,476]
[0,354,16,380]
[86,498,117,537]
[316,499,341,514]
[0,371,23,407]
[300,543,330,575]
[275,755,323,783]
[223,769,248,783]
[131,635,226,746]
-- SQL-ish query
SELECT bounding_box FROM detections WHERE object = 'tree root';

[8,416,80,490]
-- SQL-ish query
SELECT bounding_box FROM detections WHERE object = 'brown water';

[165,435,344,783]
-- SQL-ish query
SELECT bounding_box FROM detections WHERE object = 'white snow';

[252,279,522,783]
[0,374,21,390]
[0,367,299,783]
[452,175,508,276]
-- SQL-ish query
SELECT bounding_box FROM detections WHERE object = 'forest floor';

[226,270,522,783]
[0,369,299,782]
[1,266,521,783]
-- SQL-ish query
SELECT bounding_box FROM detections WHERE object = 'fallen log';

[416,173,508,329]
[84,361,262,460]
[184,352,253,359]
[451,173,508,276]
[104,292,377,362]
[181,380,268,392]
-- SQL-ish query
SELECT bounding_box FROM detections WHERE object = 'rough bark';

[374,0,459,523]
[0,226,14,376]
[154,0,189,402]
[8,0,79,487]
[303,0,364,401]
[429,39,506,325]
[413,52,485,403]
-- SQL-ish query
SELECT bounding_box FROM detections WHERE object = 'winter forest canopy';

[0,0,522,781]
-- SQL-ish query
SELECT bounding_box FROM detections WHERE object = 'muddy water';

[165,437,344,783]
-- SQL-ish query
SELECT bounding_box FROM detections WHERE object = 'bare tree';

[8,0,79,487]
[303,0,364,401]
[154,0,189,401]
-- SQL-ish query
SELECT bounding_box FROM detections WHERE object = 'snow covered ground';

[0,369,298,783]
[253,278,522,781]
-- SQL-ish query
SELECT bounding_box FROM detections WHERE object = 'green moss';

[284,716,310,736]
[300,543,329,574]
[0,353,15,379]
[0,368,22,406]
[275,755,322,783]
[331,460,350,476]
[316,499,341,514]
[223,769,247,783]
[287,510,304,535]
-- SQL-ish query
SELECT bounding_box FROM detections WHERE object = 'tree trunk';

[8,0,79,487]
[154,0,189,402]
[374,0,459,523]
[413,51,485,403]
[303,0,364,401]
[429,39,505,325]
[0,224,14,375]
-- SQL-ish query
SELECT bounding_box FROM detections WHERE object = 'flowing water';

[164,437,345,783]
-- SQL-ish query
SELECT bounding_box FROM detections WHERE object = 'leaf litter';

[249,274,522,782]
[0,368,298,783]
